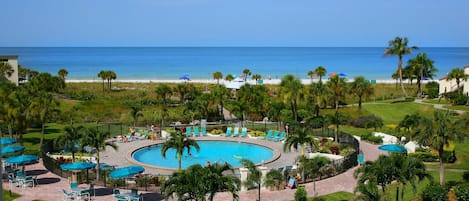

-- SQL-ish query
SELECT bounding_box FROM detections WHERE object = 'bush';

[444,91,469,105]
[209,128,223,135]
[410,152,439,162]
[310,197,326,201]
[442,150,457,163]
[349,115,384,130]
[463,171,469,182]
[454,183,469,201]
[421,183,448,201]
[248,130,266,137]
[294,186,307,201]
[361,133,383,144]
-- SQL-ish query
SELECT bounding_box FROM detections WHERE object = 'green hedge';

[454,183,469,201]
[410,150,456,163]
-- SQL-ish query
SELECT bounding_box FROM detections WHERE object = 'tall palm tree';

[212,85,230,121]
[384,36,418,97]
[55,126,85,162]
[353,180,382,201]
[263,169,284,190]
[225,74,234,82]
[213,71,223,84]
[326,75,347,142]
[415,110,466,185]
[128,102,144,127]
[240,159,262,201]
[155,83,172,128]
[57,68,69,81]
[205,162,240,201]
[162,164,208,200]
[446,67,469,93]
[97,70,107,92]
[307,70,315,81]
[82,128,117,182]
[314,66,326,82]
[252,74,261,84]
[406,52,437,97]
[106,70,117,91]
[161,131,200,170]
[396,113,422,141]
[8,87,32,143]
[280,74,304,121]
[31,91,59,150]
[394,154,430,201]
[242,68,251,82]
[349,76,374,113]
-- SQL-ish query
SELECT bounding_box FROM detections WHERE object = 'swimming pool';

[132,140,275,169]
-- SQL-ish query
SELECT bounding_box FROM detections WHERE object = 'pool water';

[132,141,274,169]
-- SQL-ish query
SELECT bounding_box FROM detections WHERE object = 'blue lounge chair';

[186,127,192,137]
[263,130,273,140]
[287,177,296,189]
[240,127,248,137]
[201,127,207,136]
[193,127,200,137]
[225,127,233,137]
[269,131,280,141]
[358,154,365,165]
[274,131,286,141]
[232,127,239,137]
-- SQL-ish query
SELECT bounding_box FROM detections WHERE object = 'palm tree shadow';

[141,192,163,200]
[94,187,113,196]
[26,169,48,176]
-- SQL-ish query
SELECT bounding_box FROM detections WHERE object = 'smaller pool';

[132,141,275,169]
[378,144,407,153]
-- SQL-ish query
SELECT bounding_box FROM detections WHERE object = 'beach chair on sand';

[194,127,200,137]
[201,127,207,136]
[186,127,192,137]
[274,131,286,141]
[225,127,233,137]
[269,131,279,141]
[263,130,273,140]
[232,127,240,137]
[240,127,248,137]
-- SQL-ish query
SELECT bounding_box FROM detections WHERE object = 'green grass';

[3,190,21,201]
[362,102,434,124]
[309,191,353,201]
[444,104,469,112]
[423,99,449,104]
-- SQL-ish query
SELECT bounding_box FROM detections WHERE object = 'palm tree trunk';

[396,185,399,201]
[398,55,408,97]
[358,96,362,113]
[178,154,182,170]
[439,148,445,185]
[96,152,101,182]
[258,183,261,201]
[39,121,45,151]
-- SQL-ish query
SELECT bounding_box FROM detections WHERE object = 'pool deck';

[4,137,386,201]
[101,135,302,175]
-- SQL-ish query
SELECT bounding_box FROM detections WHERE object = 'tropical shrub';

[294,187,307,201]
[421,183,448,201]
[444,91,469,105]
[454,183,469,201]
[329,146,340,155]
[209,128,223,135]
[248,130,266,137]
[348,115,383,130]
[425,81,439,98]
[463,171,469,182]
[360,132,383,144]
[410,152,439,162]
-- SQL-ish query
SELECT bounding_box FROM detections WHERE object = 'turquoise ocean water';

[0,47,467,80]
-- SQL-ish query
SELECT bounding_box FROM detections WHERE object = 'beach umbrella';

[339,73,347,77]
[378,144,407,153]
[329,73,337,77]
[6,155,39,165]
[110,165,144,179]
[1,145,25,155]
[179,74,190,81]
[0,137,17,145]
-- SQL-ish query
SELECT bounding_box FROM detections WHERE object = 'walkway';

[414,99,465,114]
[3,140,385,201]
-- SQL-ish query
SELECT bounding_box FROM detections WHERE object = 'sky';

[2,0,469,47]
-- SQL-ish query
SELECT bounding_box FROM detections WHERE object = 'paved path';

[414,99,465,114]
[4,139,385,201]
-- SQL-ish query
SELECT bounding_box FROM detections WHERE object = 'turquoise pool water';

[132,141,274,169]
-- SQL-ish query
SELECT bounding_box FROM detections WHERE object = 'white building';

[439,65,469,96]
[0,55,19,86]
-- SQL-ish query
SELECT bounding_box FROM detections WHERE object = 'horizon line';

[1,46,468,48]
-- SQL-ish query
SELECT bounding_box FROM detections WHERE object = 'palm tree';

[225,74,234,82]
[82,128,117,182]
[326,75,347,142]
[263,169,283,190]
[252,74,262,84]
[349,76,374,114]
[162,164,208,200]
[394,154,430,201]
[128,102,144,127]
[446,67,469,93]
[354,155,395,200]
[31,91,59,150]
[57,68,69,81]
[280,74,304,121]
[240,159,262,201]
[353,180,382,201]
[161,131,200,170]
[155,83,172,128]
[8,87,32,143]
[415,110,466,185]
[283,123,316,155]
[55,126,85,162]
[406,52,437,97]
[396,113,422,141]
[213,71,223,84]
[314,66,326,82]
[212,85,230,121]
[0,82,17,136]
[392,71,399,88]
[384,36,418,97]
[0,62,14,82]
[205,162,240,201]
[97,70,107,92]
[307,70,315,81]
[106,70,117,91]
[242,68,251,82]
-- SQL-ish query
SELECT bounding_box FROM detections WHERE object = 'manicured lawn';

[362,102,434,124]
[423,99,449,104]
[21,123,66,154]
[310,191,353,201]
[3,190,21,201]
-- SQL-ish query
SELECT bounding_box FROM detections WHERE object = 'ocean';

[0,47,468,80]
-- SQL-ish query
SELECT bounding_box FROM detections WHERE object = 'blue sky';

[2,0,469,47]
